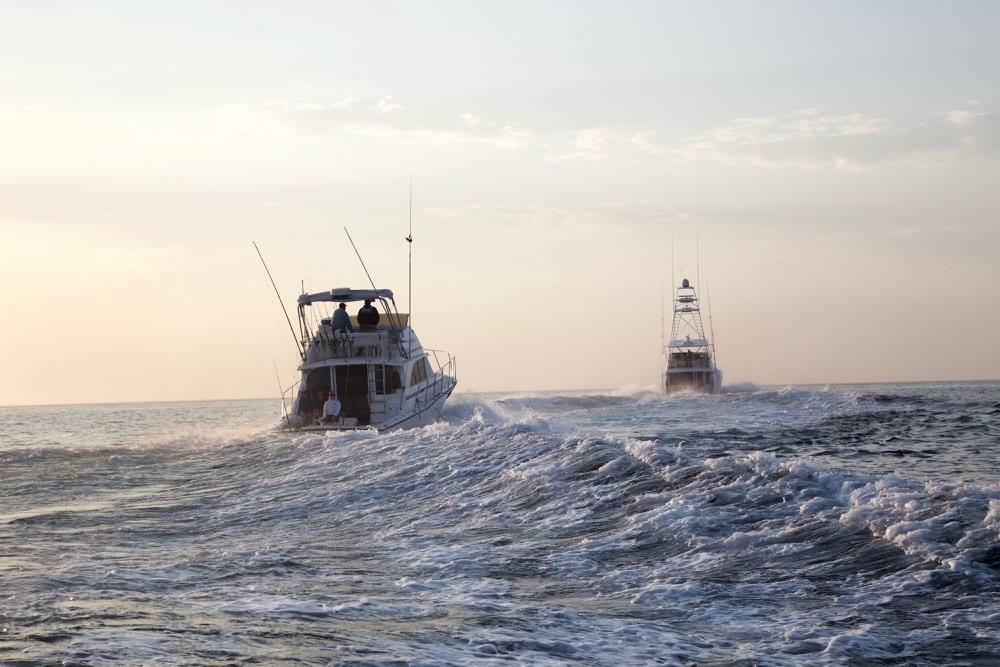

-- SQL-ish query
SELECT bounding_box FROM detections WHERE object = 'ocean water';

[1,382,998,664]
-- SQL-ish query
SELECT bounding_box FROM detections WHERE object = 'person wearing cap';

[357,299,380,331]
[330,302,353,333]
[321,391,342,425]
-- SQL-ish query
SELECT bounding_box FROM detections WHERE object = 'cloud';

[630,131,664,156]
[331,120,533,150]
[944,109,986,126]
[426,201,692,229]
[545,127,665,161]
[572,130,608,153]
[672,108,1000,169]
[371,96,405,114]
[262,95,399,118]
[255,100,661,159]
[330,97,361,109]
[214,99,999,169]
[254,98,532,149]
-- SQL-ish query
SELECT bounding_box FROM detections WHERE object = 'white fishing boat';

[662,277,722,394]
[287,287,457,431]
[255,196,457,431]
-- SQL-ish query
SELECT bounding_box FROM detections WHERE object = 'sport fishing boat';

[662,277,722,394]
[287,287,457,431]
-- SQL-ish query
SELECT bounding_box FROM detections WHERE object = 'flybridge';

[296,286,408,362]
[669,337,709,348]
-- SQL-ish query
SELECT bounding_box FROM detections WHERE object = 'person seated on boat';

[357,299,380,331]
[312,390,325,421]
[298,391,319,425]
[298,404,312,425]
[330,302,354,334]
[321,391,342,425]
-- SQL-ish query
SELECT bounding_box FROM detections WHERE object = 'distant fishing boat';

[288,287,456,431]
[662,277,722,394]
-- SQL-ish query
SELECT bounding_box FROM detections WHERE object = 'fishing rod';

[344,228,406,356]
[705,281,719,371]
[273,359,291,428]
[659,284,665,355]
[344,228,379,294]
[253,241,303,358]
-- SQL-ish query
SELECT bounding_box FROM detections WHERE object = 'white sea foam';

[3,385,998,663]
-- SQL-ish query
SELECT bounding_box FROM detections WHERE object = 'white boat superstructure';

[662,278,722,394]
[287,287,457,431]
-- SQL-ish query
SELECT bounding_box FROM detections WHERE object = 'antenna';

[253,241,303,358]
[670,233,677,319]
[670,233,675,290]
[407,177,413,319]
[406,176,414,355]
[696,232,701,297]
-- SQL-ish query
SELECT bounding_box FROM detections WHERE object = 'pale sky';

[1,1,998,405]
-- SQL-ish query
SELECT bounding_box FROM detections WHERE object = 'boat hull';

[381,384,454,430]
[291,383,455,433]
[663,368,723,395]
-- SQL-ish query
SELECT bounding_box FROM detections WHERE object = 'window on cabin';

[373,365,402,395]
[409,358,428,385]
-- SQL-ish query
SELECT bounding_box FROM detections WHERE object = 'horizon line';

[1,377,998,409]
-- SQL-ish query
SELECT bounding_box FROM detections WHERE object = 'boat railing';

[304,328,404,364]
[410,349,457,410]
[667,364,714,373]
[668,353,714,370]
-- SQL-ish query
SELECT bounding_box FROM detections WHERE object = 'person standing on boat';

[321,392,342,425]
[357,299,380,331]
[330,302,353,333]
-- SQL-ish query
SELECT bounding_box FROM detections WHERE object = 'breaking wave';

[1,384,998,663]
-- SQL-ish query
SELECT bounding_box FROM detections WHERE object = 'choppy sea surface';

[1,382,998,664]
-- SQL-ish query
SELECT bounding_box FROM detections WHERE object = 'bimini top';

[297,287,394,306]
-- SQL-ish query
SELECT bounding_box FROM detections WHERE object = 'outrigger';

[287,287,457,431]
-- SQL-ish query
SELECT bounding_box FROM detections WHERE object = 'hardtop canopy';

[669,337,709,348]
[297,288,394,306]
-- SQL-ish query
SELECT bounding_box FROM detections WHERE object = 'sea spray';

[1,384,998,663]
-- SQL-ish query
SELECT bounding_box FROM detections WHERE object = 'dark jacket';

[357,304,380,327]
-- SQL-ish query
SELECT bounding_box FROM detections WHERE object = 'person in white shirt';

[321,392,342,425]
